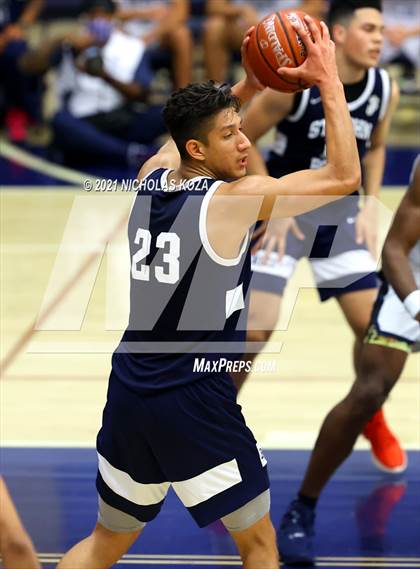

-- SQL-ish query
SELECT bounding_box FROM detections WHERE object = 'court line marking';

[38,554,420,561]
[35,557,420,568]
[0,138,92,185]
[0,208,129,376]
[0,156,132,376]
[3,373,419,384]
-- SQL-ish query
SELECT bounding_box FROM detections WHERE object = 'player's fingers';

[277,66,300,81]
[304,15,321,45]
[369,234,378,258]
[263,236,276,263]
[277,237,286,261]
[355,221,364,245]
[320,21,330,42]
[244,26,255,39]
[290,17,314,53]
[291,220,305,240]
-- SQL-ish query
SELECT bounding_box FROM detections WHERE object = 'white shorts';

[365,275,420,352]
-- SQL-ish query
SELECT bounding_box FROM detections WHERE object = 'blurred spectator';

[20,0,167,166]
[0,0,45,141]
[0,477,41,569]
[116,0,192,88]
[203,0,328,82]
[381,0,419,85]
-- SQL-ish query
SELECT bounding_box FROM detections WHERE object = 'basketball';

[247,10,321,93]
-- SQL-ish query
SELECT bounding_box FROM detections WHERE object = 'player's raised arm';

[227,16,361,219]
[382,158,420,319]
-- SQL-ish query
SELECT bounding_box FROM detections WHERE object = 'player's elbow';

[334,163,361,195]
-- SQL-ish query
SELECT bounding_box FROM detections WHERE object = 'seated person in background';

[203,0,328,82]
[20,0,167,167]
[116,0,192,88]
[381,0,419,85]
[0,0,45,141]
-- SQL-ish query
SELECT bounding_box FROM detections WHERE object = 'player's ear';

[332,23,346,45]
[185,139,206,162]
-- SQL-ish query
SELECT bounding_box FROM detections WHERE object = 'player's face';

[342,8,384,68]
[204,108,251,180]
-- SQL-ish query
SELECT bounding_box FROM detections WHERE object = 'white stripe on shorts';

[172,459,242,508]
[251,252,297,279]
[310,250,377,284]
[378,285,420,342]
[98,453,170,506]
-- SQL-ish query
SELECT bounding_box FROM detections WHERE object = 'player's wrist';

[403,290,420,319]
[317,75,343,92]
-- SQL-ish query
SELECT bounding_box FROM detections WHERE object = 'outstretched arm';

[382,158,420,320]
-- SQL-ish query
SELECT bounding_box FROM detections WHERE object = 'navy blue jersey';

[266,67,391,178]
[112,168,252,394]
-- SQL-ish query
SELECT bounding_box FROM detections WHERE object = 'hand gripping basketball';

[278,17,338,88]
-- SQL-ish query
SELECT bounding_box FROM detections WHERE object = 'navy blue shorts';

[96,373,269,528]
[251,193,377,301]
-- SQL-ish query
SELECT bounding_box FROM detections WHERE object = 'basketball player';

[57,18,361,569]
[277,156,419,565]
[237,0,405,474]
[0,477,41,569]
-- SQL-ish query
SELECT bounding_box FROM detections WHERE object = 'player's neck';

[177,162,216,181]
[336,51,367,85]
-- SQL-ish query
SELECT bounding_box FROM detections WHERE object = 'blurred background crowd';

[0,0,418,170]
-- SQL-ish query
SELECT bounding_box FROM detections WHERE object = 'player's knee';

[2,533,35,560]
[351,372,391,416]
[239,523,277,565]
[246,328,272,345]
[353,322,370,343]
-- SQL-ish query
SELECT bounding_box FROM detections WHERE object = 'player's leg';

[156,374,276,564]
[336,288,377,370]
[277,341,407,565]
[300,343,407,499]
[59,374,168,568]
[226,506,279,569]
[232,289,282,391]
[336,288,406,472]
[57,522,141,569]
[277,278,417,565]
[0,477,41,569]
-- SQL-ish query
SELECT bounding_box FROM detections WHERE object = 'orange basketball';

[247,10,321,93]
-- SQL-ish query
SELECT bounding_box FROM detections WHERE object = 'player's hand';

[277,16,338,88]
[251,217,305,262]
[355,201,378,258]
[241,27,265,92]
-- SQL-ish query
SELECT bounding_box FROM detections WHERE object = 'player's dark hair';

[163,81,241,159]
[83,0,116,14]
[328,0,382,28]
